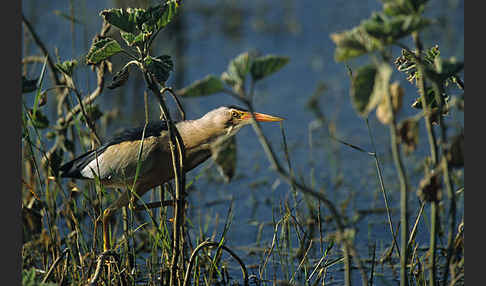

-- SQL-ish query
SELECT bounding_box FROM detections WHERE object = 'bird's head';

[201,105,284,141]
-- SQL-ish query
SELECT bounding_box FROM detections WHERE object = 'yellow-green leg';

[102,208,113,251]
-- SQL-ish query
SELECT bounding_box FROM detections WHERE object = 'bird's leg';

[101,188,139,251]
[102,207,114,251]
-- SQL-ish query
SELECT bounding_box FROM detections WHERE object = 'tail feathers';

[59,151,97,179]
[59,160,84,179]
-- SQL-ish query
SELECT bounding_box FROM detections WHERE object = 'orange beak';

[242,111,284,122]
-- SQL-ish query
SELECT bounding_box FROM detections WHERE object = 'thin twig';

[22,13,63,88]
[183,241,249,286]
[379,59,410,286]
[143,74,186,286]
[163,87,186,121]
[68,86,102,145]
[408,201,426,246]
[369,242,376,286]
[88,250,120,285]
[41,249,69,283]
[367,119,401,259]
[412,32,439,286]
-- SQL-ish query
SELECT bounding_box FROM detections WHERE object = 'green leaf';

[138,2,179,34]
[177,75,225,97]
[330,26,383,62]
[29,109,49,129]
[229,52,252,82]
[144,55,174,85]
[395,45,460,110]
[22,268,36,286]
[362,13,430,44]
[86,38,123,64]
[382,0,429,16]
[395,45,440,83]
[156,1,179,30]
[22,268,57,286]
[350,63,392,117]
[120,30,146,47]
[100,8,145,33]
[221,71,240,90]
[108,65,130,89]
[55,59,78,77]
[22,76,38,93]
[250,55,289,82]
[350,65,377,116]
[212,136,237,183]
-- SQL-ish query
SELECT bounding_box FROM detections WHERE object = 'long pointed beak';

[243,111,284,122]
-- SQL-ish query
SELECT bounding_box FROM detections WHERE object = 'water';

[22,0,464,284]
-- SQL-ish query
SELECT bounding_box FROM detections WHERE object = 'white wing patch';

[80,153,106,179]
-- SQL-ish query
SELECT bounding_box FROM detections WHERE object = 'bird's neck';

[176,119,224,151]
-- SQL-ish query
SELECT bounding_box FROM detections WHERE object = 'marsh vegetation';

[22,0,463,285]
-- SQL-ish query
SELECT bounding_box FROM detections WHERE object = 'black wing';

[59,121,168,179]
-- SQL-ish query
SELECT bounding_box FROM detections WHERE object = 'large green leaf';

[177,75,225,97]
[144,55,174,85]
[330,26,383,62]
[138,2,179,34]
[120,30,146,47]
[350,65,377,116]
[86,38,123,64]
[221,71,239,90]
[100,8,145,33]
[220,52,252,93]
[382,0,429,16]
[362,13,430,44]
[156,1,179,30]
[331,10,429,62]
[108,65,131,89]
[350,63,392,117]
[229,52,252,82]
[250,55,289,82]
[212,136,237,183]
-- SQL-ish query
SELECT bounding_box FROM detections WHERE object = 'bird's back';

[59,121,168,180]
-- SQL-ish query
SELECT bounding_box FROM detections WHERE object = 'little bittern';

[59,106,283,250]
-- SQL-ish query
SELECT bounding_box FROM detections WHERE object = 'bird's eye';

[232,111,240,118]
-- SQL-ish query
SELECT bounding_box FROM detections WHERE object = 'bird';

[59,105,283,250]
